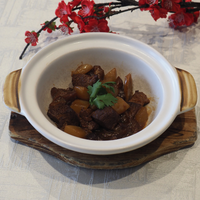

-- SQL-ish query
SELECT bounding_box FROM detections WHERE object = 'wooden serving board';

[9,109,197,169]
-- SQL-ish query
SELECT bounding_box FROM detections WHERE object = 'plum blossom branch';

[19,17,58,59]
[20,0,200,59]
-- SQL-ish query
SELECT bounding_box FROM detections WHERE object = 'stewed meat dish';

[47,64,150,140]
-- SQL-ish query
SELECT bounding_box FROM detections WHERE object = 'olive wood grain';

[9,109,197,169]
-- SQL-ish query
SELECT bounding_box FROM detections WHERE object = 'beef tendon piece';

[51,87,77,104]
[90,65,105,80]
[47,96,79,129]
[91,107,119,130]
[129,90,150,106]
[121,102,142,123]
[79,108,99,131]
[72,73,98,87]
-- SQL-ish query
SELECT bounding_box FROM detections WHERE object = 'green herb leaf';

[102,81,116,93]
[93,93,118,109]
[93,98,105,109]
[87,80,117,109]
[87,80,102,99]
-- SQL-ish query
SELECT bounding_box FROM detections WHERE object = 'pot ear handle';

[176,68,197,114]
[2,69,22,114]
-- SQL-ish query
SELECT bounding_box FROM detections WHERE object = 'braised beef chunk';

[72,73,98,87]
[79,108,99,131]
[91,107,119,130]
[91,65,105,80]
[98,120,141,140]
[121,102,142,123]
[86,129,117,140]
[129,90,150,106]
[86,119,141,140]
[87,101,145,140]
[86,130,101,140]
[95,129,118,140]
[51,87,77,104]
[47,96,79,129]
[114,119,141,138]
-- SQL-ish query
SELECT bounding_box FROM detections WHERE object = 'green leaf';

[93,98,105,109]
[102,81,116,93]
[87,85,93,95]
[102,81,116,84]
[87,80,117,109]
[87,80,103,99]
[94,93,118,107]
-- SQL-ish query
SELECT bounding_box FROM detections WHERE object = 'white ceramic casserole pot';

[3,33,197,155]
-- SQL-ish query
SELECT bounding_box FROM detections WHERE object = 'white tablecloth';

[0,0,200,199]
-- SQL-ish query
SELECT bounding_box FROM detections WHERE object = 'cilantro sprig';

[87,80,118,109]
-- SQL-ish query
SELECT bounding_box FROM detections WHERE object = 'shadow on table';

[38,143,191,189]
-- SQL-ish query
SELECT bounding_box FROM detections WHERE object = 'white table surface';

[1,0,200,199]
